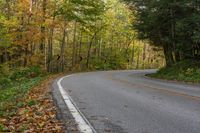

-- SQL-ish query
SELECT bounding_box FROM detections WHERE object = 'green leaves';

[125,0,200,64]
[58,0,105,23]
[0,22,11,48]
[150,59,200,83]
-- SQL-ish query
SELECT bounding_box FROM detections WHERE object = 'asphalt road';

[57,70,200,133]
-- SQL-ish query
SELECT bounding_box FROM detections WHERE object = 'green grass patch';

[149,59,200,83]
[0,76,45,118]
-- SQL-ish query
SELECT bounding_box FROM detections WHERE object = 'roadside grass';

[0,66,52,131]
[149,59,200,83]
[0,73,63,132]
[0,76,44,118]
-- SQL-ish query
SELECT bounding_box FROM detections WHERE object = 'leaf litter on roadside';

[0,75,65,132]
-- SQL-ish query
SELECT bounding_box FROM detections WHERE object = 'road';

[55,70,200,133]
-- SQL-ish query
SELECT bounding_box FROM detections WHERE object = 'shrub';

[149,59,200,83]
[10,66,41,81]
[0,78,11,89]
[0,64,11,88]
[28,66,41,78]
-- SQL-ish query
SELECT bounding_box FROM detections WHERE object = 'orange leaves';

[1,75,64,132]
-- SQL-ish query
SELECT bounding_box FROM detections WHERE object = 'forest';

[126,0,200,66]
[0,0,199,132]
[125,0,200,81]
[0,0,164,74]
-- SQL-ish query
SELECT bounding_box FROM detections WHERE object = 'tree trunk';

[86,32,98,68]
[60,20,67,72]
[147,46,151,68]
[142,44,147,69]
[86,36,91,69]
[0,54,3,64]
[72,21,77,67]
[136,51,140,69]
[40,0,46,52]
[98,37,102,60]
[175,51,181,62]
[163,44,175,67]
[3,48,8,62]
[47,15,55,72]
[131,44,135,66]
[23,45,28,67]
[78,31,83,64]
[40,0,47,70]
[110,29,114,54]
[170,1,180,62]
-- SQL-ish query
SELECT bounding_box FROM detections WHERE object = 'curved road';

[56,70,200,133]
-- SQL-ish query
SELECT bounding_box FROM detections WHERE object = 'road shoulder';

[51,78,80,133]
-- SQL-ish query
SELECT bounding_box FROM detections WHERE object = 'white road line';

[57,75,96,133]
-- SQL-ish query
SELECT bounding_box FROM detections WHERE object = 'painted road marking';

[57,75,96,133]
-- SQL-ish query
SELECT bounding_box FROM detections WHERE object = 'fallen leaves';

[0,75,65,132]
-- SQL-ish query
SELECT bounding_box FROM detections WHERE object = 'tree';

[0,0,164,72]
[125,0,200,66]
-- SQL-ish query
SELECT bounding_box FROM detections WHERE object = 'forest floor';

[0,74,64,132]
[149,59,200,84]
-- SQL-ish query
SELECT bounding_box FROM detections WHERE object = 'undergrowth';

[0,65,46,118]
[149,59,200,83]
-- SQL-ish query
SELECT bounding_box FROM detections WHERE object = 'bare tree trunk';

[40,0,46,52]
[72,21,77,67]
[147,46,151,68]
[170,1,180,62]
[131,44,135,66]
[47,15,55,72]
[78,31,83,64]
[60,20,67,72]
[142,44,147,69]
[98,21,103,60]
[23,6,33,68]
[86,32,98,68]
[39,0,47,70]
[109,28,114,55]
[163,44,175,67]
[136,51,140,69]
[98,37,102,60]
[86,36,91,69]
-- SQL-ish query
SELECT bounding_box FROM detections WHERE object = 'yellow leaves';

[17,0,31,14]
[29,54,45,68]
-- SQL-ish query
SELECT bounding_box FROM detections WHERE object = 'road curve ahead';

[57,70,200,133]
